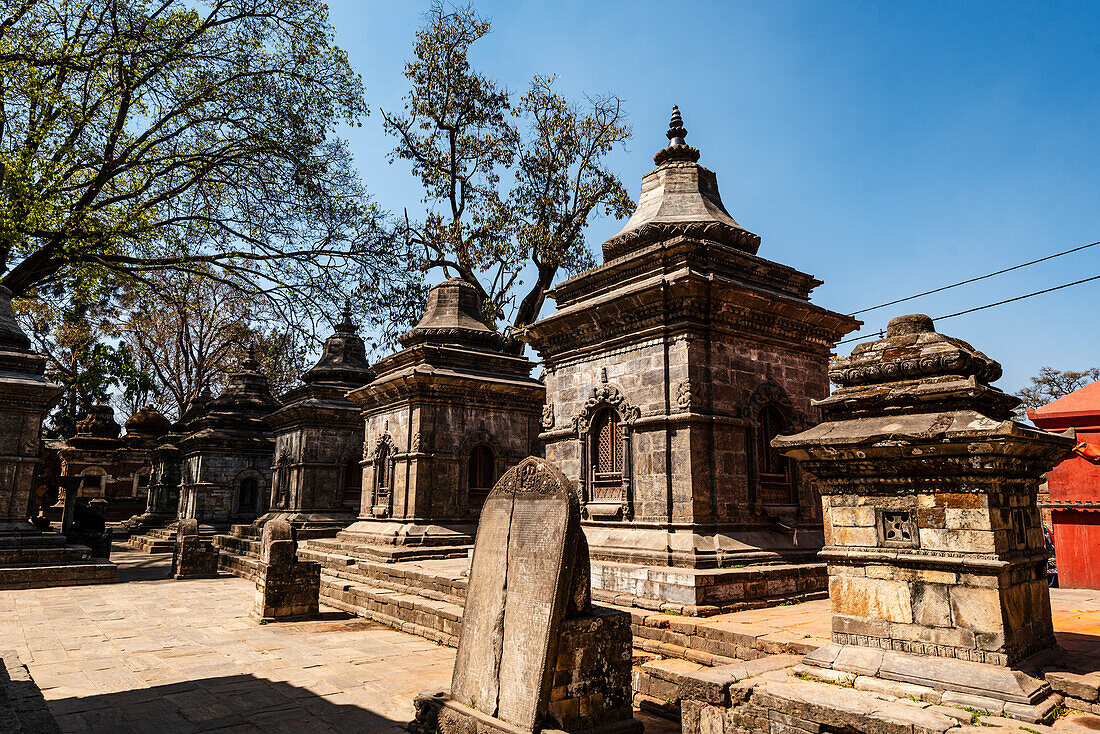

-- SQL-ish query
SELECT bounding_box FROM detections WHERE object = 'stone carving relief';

[571,383,641,433]
[541,403,554,430]
[676,379,693,411]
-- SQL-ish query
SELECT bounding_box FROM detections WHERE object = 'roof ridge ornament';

[654,105,700,165]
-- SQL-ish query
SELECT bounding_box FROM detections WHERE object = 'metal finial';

[667,105,687,146]
[242,343,260,371]
[336,299,356,332]
[654,104,700,165]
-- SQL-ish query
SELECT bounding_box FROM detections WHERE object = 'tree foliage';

[118,268,308,420]
[16,284,153,436]
[384,2,632,350]
[0,0,411,338]
[1016,366,1100,416]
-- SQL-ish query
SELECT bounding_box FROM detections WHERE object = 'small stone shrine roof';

[300,304,375,386]
[398,278,503,351]
[601,106,761,261]
[124,405,171,439]
[813,314,1020,422]
[67,404,123,450]
[189,346,280,437]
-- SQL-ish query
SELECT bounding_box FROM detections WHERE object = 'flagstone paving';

[1,546,679,734]
[3,546,1098,734]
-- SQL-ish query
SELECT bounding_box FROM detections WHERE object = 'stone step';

[126,534,174,553]
[0,546,91,565]
[305,537,472,563]
[217,548,263,583]
[319,578,462,647]
[620,606,825,661]
[0,560,117,590]
[300,546,469,605]
[211,533,260,558]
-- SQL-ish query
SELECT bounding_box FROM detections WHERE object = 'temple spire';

[654,104,700,165]
[336,300,356,333]
[242,344,260,372]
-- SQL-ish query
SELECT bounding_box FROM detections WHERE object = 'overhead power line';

[837,272,1100,346]
[849,239,1100,316]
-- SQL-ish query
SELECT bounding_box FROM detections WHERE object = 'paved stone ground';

[1,546,678,734]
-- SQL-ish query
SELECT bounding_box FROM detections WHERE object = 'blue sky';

[323,1,1100,394]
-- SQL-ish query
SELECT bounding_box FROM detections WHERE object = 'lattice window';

[757,405,793,505]
[592,409,622,477]
[467,445,495,508]
[878,509,919,547]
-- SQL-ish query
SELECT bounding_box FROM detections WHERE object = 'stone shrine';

[777,314,1071,717]
[309,278,543,562]
[177,348,280,528]
[417,456,639,734]
[57,403,169,521]
[523,108,859,612]
[124,391,212,545]
[0,285,116,588]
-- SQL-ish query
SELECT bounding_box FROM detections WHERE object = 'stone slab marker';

[419,456,641,734]
[251,518,320,621]
[172,518,219,579]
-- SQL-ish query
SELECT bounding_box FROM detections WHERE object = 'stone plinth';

[416,456,640,734]
[0,286,116,588]
[774,314,1073,715]
[172,519,220,579]
[522,108,858,611]
[312,279,543,564]
[251,519,320,621]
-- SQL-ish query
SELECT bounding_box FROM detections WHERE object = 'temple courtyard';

[1,544,1097,734]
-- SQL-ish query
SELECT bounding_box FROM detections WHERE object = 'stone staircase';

[128,524,219,553]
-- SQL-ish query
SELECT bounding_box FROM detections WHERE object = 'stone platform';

[0,530,116,590]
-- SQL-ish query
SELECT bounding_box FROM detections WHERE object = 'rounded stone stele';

[886,313,934,337]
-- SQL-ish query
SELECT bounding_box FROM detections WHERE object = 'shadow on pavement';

[47,673,411,734]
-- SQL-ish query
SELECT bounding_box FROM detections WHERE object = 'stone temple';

[523,108,860,613]
[213,308,375,577]
[307,278,544,568]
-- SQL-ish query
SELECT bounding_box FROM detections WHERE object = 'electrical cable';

[849,240,1100,316]
[837,272,1100,346]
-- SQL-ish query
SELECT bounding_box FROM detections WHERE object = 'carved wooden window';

[468,445,495,507]
[342,457,362,509]
[590,408,623,501]
[877,509,919,548]
[238,477,259,514]
[757,405,793,505]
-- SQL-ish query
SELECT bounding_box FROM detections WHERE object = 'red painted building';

[1029,380,1100,589]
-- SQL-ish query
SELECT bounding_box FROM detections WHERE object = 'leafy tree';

[0,0,409,335]
[384,2,632,350]
[1016,366,1100,416]
[16,284,154,436]
[119,269,308,420]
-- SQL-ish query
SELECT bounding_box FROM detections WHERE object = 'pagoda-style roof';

[301,304,375,386]
[1028,378,1100,428]
[185,347,280,444]
[349,279,540,412]
[270,308,375,429]
[398,278,503,350]
[67,404,123,450]
[601,106,760,261]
